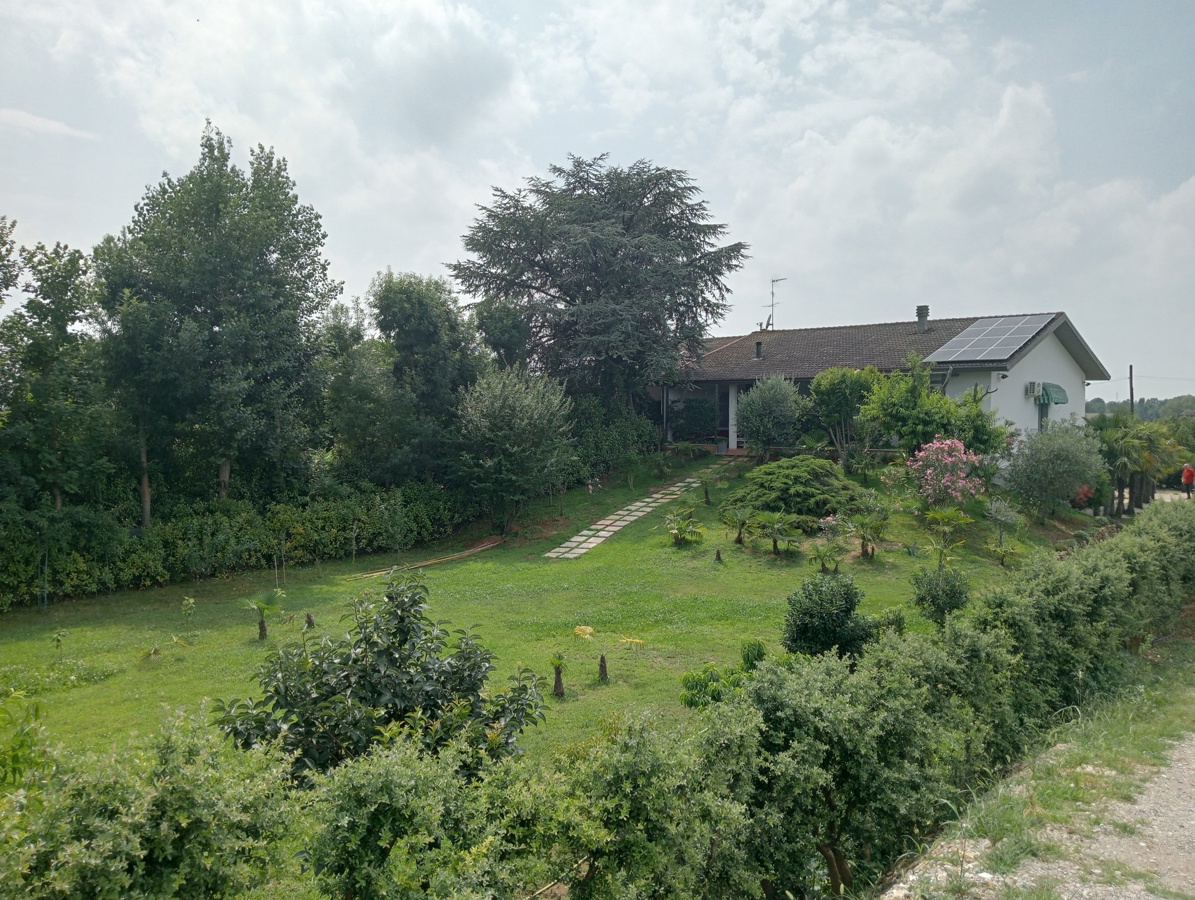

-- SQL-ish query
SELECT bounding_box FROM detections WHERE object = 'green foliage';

[781,573,876,657]
[748,510,801,556]
[450,155,748,399]
[458,368,577,534]
[810,366,878,455]
[860,354,1006,455]
[0,485,468,609]
[660,505,705,547]
[213,573,546,777]
[680,640,767,709]
[734,375,811,457]
[0,691,44,789]
[570,395,659,481]
[94,124,338,506]
[911,566,971,625]
[1006,422,1107,521]
[304,739,550,900]
[0,716,291,900]
[722,455,857,527]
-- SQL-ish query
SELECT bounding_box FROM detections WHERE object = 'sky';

[2,0,1193,400]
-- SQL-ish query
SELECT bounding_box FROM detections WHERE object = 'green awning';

[1036,382,1068,405]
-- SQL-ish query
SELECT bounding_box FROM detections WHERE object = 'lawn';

[0,459,1080,758]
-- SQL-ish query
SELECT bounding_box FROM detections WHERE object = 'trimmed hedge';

[0,484,471,610]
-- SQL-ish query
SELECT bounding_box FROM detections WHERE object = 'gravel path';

[881,732,1195,899]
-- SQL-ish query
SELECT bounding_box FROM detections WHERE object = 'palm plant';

[721,504,754,545]
[661,506,705,547]
[245,588,285,641]
[807,538,846,574]
[750,510,799,556]
[548,651,566,698]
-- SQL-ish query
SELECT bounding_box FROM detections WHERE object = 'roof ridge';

[707,312,1062,341]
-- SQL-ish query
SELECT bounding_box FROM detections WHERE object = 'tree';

[214,573,545,777]
[781,574,876,657]
[860,354,1006,455]
[94,124,338,506]
[810,366,878,457]
[0,241,110,510]
[458,368,577,534]
[1005,421,1107,522]
[735,376,811,458]
[451,155,748,402]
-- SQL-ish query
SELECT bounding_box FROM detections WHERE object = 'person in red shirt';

[1182,463,1195,499]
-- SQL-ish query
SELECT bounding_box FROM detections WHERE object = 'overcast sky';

[2,0,1193,399]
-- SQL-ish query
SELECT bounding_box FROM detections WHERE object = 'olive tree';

[1005,422,1107,522]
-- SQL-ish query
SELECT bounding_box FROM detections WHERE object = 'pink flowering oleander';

[907,436,984,507]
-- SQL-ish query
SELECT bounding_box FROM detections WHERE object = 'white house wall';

[943,332,1087,439]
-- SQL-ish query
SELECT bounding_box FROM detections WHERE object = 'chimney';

[755,340,763,360]
[916,305,929,333]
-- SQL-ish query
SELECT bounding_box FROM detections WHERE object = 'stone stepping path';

[544,460,733,559]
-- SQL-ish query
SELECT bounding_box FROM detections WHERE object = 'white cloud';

[0,108,95,139]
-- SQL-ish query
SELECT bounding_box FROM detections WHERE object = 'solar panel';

[925,315,1054,364]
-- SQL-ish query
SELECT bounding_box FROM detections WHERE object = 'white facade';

[942,332,1088,438]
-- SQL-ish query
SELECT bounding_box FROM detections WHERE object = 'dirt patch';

[881,732,1195,899]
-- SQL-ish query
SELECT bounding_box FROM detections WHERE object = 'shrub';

[1005,421,1107,522]
[911,566,971,625]
[781,574,875,657]
[0,716,291,900]
[572,396,659,480]
[906,436,984,507]
[213,572,546,777]
[722,456,857,526]
[735,376,812,457]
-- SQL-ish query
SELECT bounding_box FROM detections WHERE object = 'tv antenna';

[764,277,786,330]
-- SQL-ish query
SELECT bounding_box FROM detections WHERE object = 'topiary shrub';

[722,456,857,530]
[782,573,876,657]
[910,566,971,625]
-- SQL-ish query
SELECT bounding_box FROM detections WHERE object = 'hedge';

[0,483,472,611]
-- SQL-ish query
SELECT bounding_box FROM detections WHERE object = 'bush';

[213,573,546,777]
[910,566,971,625]
[0,716,291,900]
[572,396,659,480]
[722,456,857,528]
[0,484,471,610]
[1005,422,1107,522]
[906,437,984,507]
[735,376,811,456]
[782,574,876,657]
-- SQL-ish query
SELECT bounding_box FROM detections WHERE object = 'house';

[664,305,1110,451]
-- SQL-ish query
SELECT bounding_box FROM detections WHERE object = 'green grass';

[0,461,1078,758]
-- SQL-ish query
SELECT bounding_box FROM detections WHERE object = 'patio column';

[728,383,739,451]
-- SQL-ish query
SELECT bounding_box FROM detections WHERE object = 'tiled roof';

[687,316,983,382]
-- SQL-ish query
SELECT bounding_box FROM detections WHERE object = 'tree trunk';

[51,486,63,510]
[816,843,844,895]
[553,666,564,698]
[598,654,608,683]
[772,538,780,556]
[218,458,231,501]
[1114,478,1126,517]
[258,616,268,641]
[138,423,152,527]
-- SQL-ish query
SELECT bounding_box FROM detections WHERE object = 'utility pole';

[766,277,786,329]
[1129,365,1135,418]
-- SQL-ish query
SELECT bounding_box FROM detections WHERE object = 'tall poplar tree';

[95,125,339,511]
